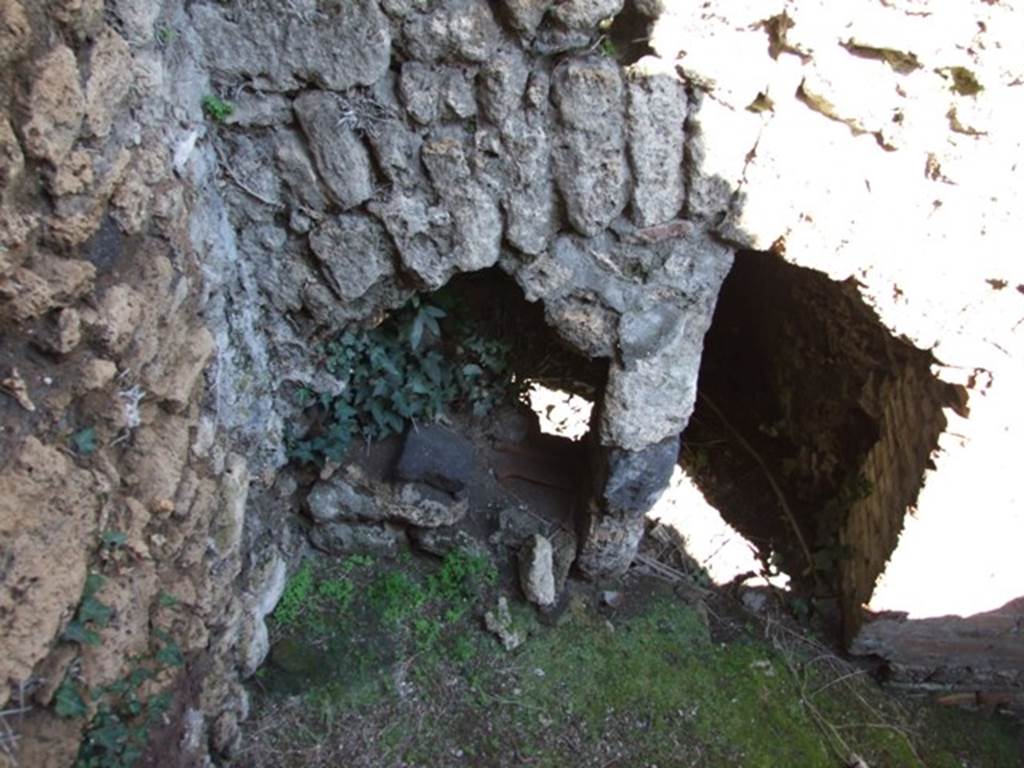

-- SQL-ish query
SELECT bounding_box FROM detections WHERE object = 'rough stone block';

[394,424,475,494]
[552,57,630,236]
[294,92,375,209]
[309,213,395,301]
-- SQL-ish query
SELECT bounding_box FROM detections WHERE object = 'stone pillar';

[576,434,679,579]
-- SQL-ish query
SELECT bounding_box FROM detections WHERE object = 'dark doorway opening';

[681,251,961,639]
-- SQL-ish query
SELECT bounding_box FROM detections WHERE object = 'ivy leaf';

[409,313,425,351]
[64,621,101,647]
[71,427,97,456]
[79,595,112,628]
[155,642,185,669]
[423,313,442,338]
[83,572,105,598]
[422,354,443,385]
[54,678,88,719]
[101,530,127,548]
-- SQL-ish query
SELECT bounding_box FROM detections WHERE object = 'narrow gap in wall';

[606,1,658,64]
[670,251,958,639]
[286,266,608,549]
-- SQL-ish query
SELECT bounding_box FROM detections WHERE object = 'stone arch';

[198,5,738,583]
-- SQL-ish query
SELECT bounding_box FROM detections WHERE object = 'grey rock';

[552,0,623,30]
[422,137,502,277]
[545,294,620,358]
[741,589,769,614]
[632,0,666,17]
[528,0,624,56]
[525,69,551,109]
[222,134,283,208]
[500,116,555,256]
[552,57,630,236]
[490,504,544,548]
[394,424,475,494]
[368,121,419,184]
[479,48,530,124]
[513,231,657,356]
[369,192,454,289]
[519,534,557,607]
[531,27,593,56]
[601,435,679,515]
[601,236,734,450]
[626,60,687,226]
[307,473,382,524]
[273,130,328,212]
[497,0,547,36]
[409,526,488,558]
[484,596,524,650]
[399,61,443,124]
[618,302,685,366]
[309,520,405,556]
[577,435,679,578]
[443,67,478,119]
[294,91,375,209]
[192,0,391,92]
[601,590,624,608]
[379,0,429,17]
[225,93,294,128]
[309,214,395,301]
[402,0,500,63]
[551,528,578,591]
[390,482,469,527]
[575,499,646,579]
[289,210,314,234]
[238,547,288,677]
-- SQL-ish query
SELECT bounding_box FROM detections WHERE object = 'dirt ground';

[235,541,1023,768]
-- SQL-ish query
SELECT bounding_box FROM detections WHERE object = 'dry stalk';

[0,682,32,766]
[764,616,928,767]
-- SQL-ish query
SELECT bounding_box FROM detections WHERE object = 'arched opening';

[673,251,962,639]
[285,266,607,577]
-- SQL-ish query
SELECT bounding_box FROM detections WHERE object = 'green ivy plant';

[55,581,186,768]
[62,573,110,647]
[287,293,514,465]
[201,94,234,122]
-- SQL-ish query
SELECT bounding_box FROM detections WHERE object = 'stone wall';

[838,362,954,643]
[191,0,737,589]
[2,0,1021,762]
[1,0,740,762]
[0,0,256,762]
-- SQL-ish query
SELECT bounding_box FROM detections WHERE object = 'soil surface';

[237,547,1023,768]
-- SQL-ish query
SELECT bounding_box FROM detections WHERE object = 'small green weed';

[368,571,427,624]
[428,549,497,604]
[340,554,375,574]
[316,578,355,611]
[100,530,127,549]
[72,650,180,768]
[201,94,234,122]
[270,561,315,628]
[155,26,176,44]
